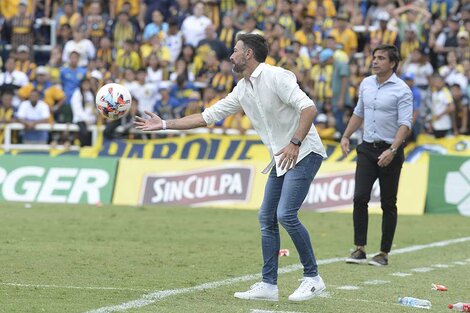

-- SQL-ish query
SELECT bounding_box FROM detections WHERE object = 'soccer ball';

[95,83,132,120]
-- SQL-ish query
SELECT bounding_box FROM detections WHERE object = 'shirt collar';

[375,72,399,86]
[250,63,266,79]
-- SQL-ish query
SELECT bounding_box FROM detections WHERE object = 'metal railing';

[1,122,258,152]
[3,19,57,52]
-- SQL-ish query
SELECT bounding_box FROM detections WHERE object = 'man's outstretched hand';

[134,111,163,131]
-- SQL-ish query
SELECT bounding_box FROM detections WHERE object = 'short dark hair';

[372,44,401,72]
[1,89,14,97]
[236,34,269,63]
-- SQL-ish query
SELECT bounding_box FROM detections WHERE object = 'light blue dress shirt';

[353,73,413,144]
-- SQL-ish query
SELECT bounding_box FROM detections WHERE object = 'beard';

[232,59,247,74]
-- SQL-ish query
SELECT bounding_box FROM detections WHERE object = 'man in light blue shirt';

[60,51,87,123]
[341,44,413,267]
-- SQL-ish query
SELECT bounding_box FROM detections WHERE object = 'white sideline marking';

[0,282,149,292]
[389,237,470,255]
[332,296,402,307]
[390,272,412,277]
[453,261,467,265]
[86,236,470,313]
[411,267,434,273]
[432,264,450,268]
[337,285,360,290]
[363,280,390,285]
[257,293,401,309]
[250,309,301,313]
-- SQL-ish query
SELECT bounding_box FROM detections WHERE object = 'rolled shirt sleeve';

[397,88,413,129]
[202,84,242,125]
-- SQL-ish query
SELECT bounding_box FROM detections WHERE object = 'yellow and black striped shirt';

[211,73,234,94]
[370,29,398,46]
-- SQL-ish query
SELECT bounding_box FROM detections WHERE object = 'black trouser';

[77,121,91,147]
[353,141,404,253]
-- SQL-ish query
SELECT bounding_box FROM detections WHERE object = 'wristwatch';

[389,147,397,155]
[290,137,302,147]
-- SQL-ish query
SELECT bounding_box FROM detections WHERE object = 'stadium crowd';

[0,0,468,147]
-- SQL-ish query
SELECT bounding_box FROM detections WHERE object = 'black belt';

[364,141,391,148]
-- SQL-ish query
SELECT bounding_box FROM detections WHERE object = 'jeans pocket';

[303,153,323,180]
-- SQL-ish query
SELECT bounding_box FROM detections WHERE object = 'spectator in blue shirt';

[60,51,87,102]
[143,9,169,41]
[59,51,87,122]
[154,84,183,120]
[169,74,198,111]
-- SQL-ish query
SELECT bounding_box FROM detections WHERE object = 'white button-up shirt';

[202,63,327,176]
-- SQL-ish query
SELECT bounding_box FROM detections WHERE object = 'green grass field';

[1,203,469,313]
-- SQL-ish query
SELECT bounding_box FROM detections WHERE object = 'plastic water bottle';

[398,297,432,309]
[448,303,470,312]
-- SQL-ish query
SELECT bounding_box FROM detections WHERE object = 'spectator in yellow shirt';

[140,33,171,62]
[210,59,235,94]
[83,1,107,47]
[96,37,114,71]
[58,0,82,28]
[116,39,142,74]
[307,0,336,18]
[0,90,17,144]
[276,0,296,35]
[0,0,35,20]
[112,11,138,51]
[17,66,66,122]
[15,45,37,81]
[307,48,334,107]
[329,13,358,57]
[0,90,16,123]
[111,0,145,30]
[10,0,35,51]
[294,15,322,46]
[111,0,142,18]
[45,46,63,84]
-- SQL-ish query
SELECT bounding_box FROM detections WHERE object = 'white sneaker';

[288,276,326,301]
[234,282,278,301]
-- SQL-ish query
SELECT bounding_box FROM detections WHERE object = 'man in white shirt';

[16,89,50,144]
[62,26,96,67]
[0,57,29,89]
[429,72,454,138]
[132,69,161,115]
[135,34,327,302]
[180,1,212,47]
[165,18,184,65]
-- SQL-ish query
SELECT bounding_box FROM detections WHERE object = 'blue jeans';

[258,152,323,285]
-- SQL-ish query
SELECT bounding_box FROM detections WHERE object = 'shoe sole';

[345,258,367,264]
[368,260,387,266]
[288,286,326,302]
[234,294,278,301]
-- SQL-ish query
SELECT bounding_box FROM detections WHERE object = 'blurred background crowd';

[0,0,468,148]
